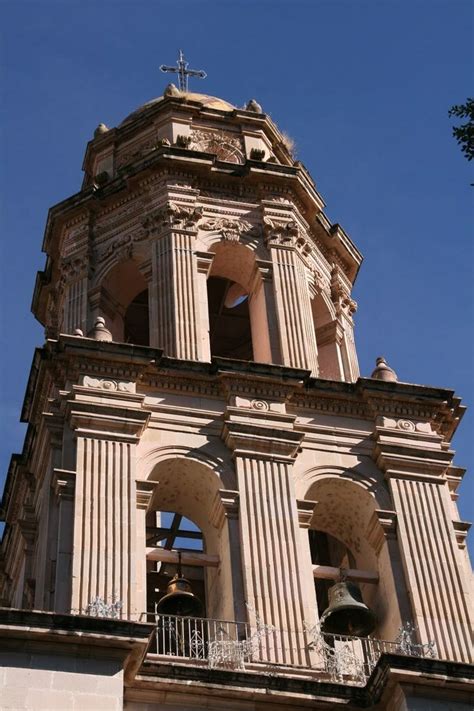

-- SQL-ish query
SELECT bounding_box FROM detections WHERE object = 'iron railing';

[141,613,437,685]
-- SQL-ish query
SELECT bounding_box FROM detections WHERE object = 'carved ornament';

[190,129,245,164]
[142,201,203,234]
[199,216,258,242]
[396,419,416,432]
[82,375,135,393]
[263,217,299,246]
[250,399,269,411]
[330,266,357,316]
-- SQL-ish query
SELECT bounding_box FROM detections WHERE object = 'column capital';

[52,468,76,501]
[195,250,214,275]
[222,406,303,461]
[143,200,203,238]
[296,499,317,528]
[210,489,239,529]
[65,385,151,443]
[136,481,154,511]
[373,420,454,483]
[367,509,397,553]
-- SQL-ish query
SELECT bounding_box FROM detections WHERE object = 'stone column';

[66,379,151,620]
[222,388,314,666]
[135,481,155,618]
[147,202,203,359]
[248,260,281,364]
[330,265,360,382]
[264,217,318,373]
[195,251,213,362]
[52,469,75,613]
[374,418,473,663]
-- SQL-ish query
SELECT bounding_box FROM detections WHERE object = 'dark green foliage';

[448,98,474,162]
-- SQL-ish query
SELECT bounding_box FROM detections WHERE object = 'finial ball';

[164,83,180,97]
[245,99,263,114]
[94,123,109,138]
[371,356,398,382]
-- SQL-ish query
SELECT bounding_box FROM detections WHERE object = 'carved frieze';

[190,129,245,164]
[142,201,203,234]
[198,215,258,242]
[82,375,135,393]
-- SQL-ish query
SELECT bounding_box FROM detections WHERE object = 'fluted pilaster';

[62,277,88,334]
[148,202,203,360]
[66,382,150,619]
[375,420,473,662]
[223,389,314,665]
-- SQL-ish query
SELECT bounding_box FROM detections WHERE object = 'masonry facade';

[0,86,472,710]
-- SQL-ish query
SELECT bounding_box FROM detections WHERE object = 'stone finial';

[164,83,180,97]
[371,356,398,382]
[94,123,109,138]
[245,99,263,114]
[73,328,84,337]
[87,317,113,342]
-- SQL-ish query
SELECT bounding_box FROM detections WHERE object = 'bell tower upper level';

[32,83,362,380]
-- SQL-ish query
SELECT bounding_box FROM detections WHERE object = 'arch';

[298,466,405,639]
[311,292,342,380]
[206,241,273,363]
[93,258,149,344]
[137,447,240,621]
[137,444,236,492]
[298,463,392,511]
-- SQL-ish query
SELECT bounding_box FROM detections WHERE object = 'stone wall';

[0,650,123,710]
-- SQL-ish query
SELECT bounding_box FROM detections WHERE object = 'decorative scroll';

[82,376,135,392]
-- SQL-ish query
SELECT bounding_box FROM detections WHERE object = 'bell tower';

[1,66,472,711]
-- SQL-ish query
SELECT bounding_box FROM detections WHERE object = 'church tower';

[1,61,472,710]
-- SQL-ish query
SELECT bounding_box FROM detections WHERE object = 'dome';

[121,91,236,125]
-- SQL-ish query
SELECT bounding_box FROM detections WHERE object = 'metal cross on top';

[160,50,207,92]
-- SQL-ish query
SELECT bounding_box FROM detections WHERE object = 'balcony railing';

[141,613,437,686]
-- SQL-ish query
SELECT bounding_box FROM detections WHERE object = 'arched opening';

[305,476,385,638]
[124,288,149,345]
[207,276,253,359]
[309,529,357,622]
[312,293,342,380]
[146,510,205,617]
[143,456,239,623]
[97,259,150,345]
[205,241,273,363]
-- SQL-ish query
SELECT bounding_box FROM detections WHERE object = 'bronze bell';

[156,552,203,617]
[320,581,376,636]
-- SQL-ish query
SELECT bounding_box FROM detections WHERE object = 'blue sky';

[1,0,473,556]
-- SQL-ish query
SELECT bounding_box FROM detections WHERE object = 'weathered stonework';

[1,87,472,710]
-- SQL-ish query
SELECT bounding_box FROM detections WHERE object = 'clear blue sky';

[1,1,473,556]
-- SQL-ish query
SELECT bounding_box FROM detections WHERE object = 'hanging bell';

[320,581,376,636]
[156,553,203,617]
